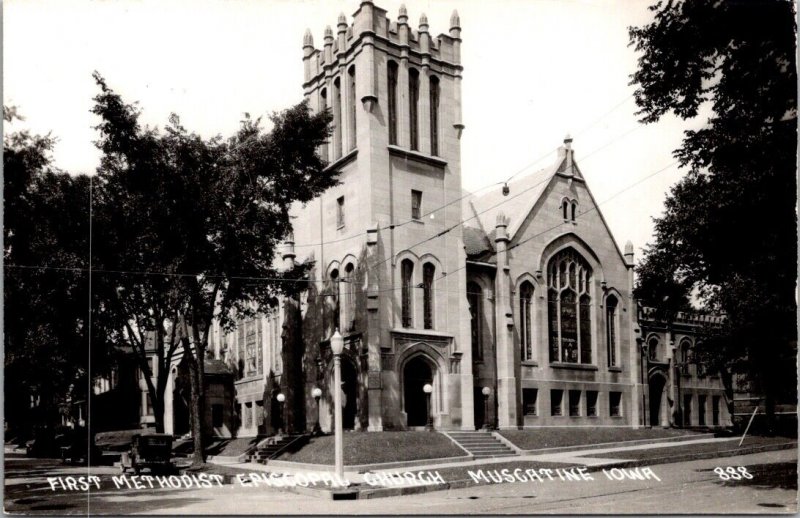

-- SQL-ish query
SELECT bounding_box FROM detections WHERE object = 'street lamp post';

[276,393,286,436]
[311,387,322,436]
[482,386,492,430]
[423,383,434,431]
[330,330,345,481]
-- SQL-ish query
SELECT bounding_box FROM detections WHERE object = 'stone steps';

[249,435,306,464]
[447,432,517,459]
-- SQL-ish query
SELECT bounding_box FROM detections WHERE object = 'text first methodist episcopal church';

[113,2,730,437]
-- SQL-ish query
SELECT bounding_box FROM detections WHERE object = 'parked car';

[119,433,174,474]
[59,430,103,465]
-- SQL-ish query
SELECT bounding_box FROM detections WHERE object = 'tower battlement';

[303,2,461,88]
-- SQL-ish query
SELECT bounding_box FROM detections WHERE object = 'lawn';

[275,431,466,465]
[582,435,797,461]
[499,427,701,451]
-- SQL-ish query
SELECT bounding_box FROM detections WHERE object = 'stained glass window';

[547,248,593,364]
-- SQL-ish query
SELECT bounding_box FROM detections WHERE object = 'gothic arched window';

[429,75,440,156]
[519,281,534,362]
[571,201,578,222]
[409,68,420,151]
[467,282,482,361]
[547,248,593,364]
[387,61,398,145]
[401,259,414,328]
[680,339,692,375]
[423,263,435,329]
[648,336,660,361]
[561,199,569,220]
[605,295,618,367]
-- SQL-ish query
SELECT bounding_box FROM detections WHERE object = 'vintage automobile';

[59,433,103,465]
[119,433,174,474]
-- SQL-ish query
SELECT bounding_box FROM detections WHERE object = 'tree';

[3,108,109,439]
[629,0,797,428]
[91,74,336,465]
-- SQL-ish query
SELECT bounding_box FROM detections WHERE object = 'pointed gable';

[462,154,561,256]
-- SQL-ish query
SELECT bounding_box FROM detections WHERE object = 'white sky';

[4,0,706,255]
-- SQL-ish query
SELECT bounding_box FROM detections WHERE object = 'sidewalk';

[207,434,797,494]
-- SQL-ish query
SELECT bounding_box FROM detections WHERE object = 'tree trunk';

[189,355,205,467]
[153,396,165,434]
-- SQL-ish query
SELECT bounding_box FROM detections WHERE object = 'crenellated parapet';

[302,1,462,88]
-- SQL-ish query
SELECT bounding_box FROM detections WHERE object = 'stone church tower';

[293,2,475,431]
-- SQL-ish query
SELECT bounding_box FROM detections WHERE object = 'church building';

[137,1,731,437]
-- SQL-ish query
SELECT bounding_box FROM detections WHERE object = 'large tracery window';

[237,317,263,379]
[519,281,534,362]
[547,248,593,364]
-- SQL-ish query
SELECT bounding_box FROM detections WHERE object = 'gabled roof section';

[462,152,561,249]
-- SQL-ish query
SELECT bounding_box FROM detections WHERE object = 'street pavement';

[4,448,797,514]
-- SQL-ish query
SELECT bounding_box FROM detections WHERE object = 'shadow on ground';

[698,462,797,491]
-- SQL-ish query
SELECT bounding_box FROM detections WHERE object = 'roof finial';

[564,133,573,149]
[303,28,314,48]
[338,12,347,26]
[419,12,428,27]
[450,9,460,29]
[399,4,408,19]
[324,25,333,39]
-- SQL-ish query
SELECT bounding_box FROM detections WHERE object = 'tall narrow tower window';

[423,263,435,329]
[520,281,534,361]
[333,77,343,159]
[320,88,329,160]
[348,66,356,151]
[401,259,414,328]
[409,68,420,151]
[429,76,440,156]
[387,61,398,145]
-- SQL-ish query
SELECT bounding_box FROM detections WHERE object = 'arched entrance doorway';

[649,371,668,427]
[403,356,434,427]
